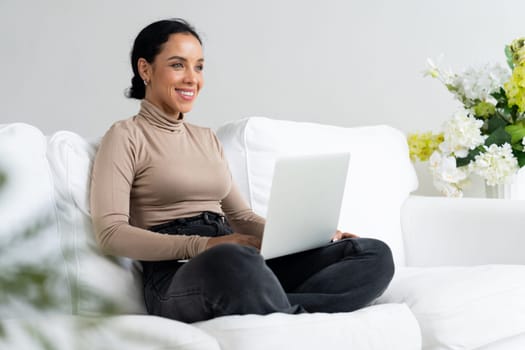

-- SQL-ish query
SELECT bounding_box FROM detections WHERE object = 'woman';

[90,18,394,323]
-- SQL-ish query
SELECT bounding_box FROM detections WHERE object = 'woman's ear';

[137,58,152,84]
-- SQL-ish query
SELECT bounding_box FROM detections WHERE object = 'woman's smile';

[175,88,196,101]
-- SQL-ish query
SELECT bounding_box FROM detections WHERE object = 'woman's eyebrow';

[167,56,204,62]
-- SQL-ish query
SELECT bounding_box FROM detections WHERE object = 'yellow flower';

[516,47,525,66]
[473,101,496,118]
[407,132,444,162]
[510,38,525,65]
[510,38,525,52]
[504,64,525,113]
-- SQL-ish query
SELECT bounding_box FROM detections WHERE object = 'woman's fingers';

[206,233,261,250]
[331,230,359,242]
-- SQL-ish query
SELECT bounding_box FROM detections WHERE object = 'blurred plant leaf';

[24,323,55,350]
[0,166,157,349]
[0,172,5,189]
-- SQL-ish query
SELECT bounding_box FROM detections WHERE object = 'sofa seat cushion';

[1,314,219,350]
[476,332,525,350]
[216,117,418,266]
[194,303,421,350]
[376,265,525,350]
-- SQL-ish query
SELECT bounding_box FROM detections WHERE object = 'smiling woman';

[89,18,394,324]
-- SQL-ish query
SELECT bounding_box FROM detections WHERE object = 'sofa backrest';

[216,117,418,266]
[46,130,146,316]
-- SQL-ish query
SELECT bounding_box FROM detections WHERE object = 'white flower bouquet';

[408,38,525,197]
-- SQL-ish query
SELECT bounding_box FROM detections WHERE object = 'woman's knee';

[190,244,266,285]
[199,243,261,267]
[356,238,395,277]
[191,244,286,304]
[165,244,288,320]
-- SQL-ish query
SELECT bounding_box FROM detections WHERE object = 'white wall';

[1,0,524,195]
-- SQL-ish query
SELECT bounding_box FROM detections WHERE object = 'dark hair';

[126,18,202,99]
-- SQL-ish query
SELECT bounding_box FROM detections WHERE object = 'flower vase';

[484,183,506,199]
[484,168,525,199]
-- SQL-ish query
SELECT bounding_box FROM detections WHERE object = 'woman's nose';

[184,68,198,84]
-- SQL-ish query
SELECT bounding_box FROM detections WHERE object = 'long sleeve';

[221,181,266,239]
[89,124,209,261]
[210,130,266,238]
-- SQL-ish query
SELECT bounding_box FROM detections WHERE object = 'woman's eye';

[196,65,204,72]
[171,63,183,69]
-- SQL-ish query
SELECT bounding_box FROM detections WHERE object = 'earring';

[143,80,148,86]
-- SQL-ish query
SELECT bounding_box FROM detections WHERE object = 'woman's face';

[140,33,204,118]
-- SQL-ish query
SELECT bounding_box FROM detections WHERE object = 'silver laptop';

[260,152,351,259]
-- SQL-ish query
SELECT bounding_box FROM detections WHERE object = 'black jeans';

[142,211,394,323]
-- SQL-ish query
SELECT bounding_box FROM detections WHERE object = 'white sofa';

[1,117,525,350]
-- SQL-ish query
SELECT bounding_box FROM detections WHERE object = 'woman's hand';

[331,230,359,242]
[206,233,261,251]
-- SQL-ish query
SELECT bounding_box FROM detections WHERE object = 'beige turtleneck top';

[90,100,265,261]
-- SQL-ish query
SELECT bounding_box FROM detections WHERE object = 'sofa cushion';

[46,131,146,316]
[216,117,418,266]
[195,303,421,350]
[402,195,525,266]
[0,123,54,237]
[0,123,71,316]
[1,314,220,350]
[476,332,525,350]
[376,265,525,350]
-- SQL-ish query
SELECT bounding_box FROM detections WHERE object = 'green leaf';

[515,151,525,168]
[487,116,509,133]
[24,324,55,350]
[508,105,520,124]
[492,87,508,107]
[505,123,525,144]
[456,157,470,167]
[456,147,482,167]
[485,127,512,146]
[505,45,515,70]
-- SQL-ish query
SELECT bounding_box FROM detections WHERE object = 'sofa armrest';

[401,195,525,267]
